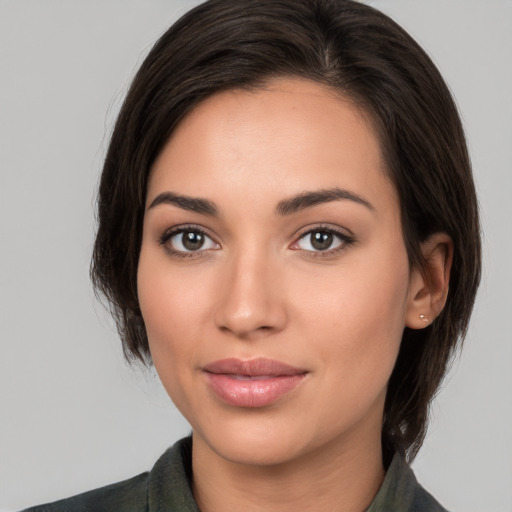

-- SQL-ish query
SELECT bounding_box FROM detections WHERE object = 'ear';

[405,233,453,329]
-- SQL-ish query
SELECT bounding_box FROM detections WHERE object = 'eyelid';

[290,224,355,254]
[158,224,220,257]
[156,223,354,258]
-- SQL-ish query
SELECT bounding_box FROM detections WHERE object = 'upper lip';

[202,358,307,377]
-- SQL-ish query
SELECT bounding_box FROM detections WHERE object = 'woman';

[23,0,481,510]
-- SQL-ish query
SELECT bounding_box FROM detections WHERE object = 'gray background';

[1,1,510,510]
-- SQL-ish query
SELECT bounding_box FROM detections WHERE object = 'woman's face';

[138,78,416,466]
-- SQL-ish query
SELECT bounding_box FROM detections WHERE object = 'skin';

[137,78,451,512]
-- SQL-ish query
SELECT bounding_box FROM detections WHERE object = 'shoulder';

[20,437,197,512]
[410,483,450,512]
[20,472,149,512]
[367,454,450,512]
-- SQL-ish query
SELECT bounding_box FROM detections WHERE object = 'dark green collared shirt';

[23,437,448,511]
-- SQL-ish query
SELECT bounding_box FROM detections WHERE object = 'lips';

[202,358,307,408]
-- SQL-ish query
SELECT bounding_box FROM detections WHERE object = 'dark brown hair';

[91,0,481,461]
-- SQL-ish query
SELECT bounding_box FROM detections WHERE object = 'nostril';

[217,322,281,340]
[211,266,288,338]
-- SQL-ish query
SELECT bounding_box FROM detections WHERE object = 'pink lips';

[202,358,307,408]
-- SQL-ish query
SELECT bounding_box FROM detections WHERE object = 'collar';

[147,437,447,512]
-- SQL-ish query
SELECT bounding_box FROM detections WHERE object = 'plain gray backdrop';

[1,1,511,510]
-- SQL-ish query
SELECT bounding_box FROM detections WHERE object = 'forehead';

[148,78,396,211]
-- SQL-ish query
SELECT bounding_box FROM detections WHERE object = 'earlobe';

[405,233,453,329]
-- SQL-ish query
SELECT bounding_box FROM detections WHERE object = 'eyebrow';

[147,187,374,217]
[276,188,374,215]
[148,191,218,216]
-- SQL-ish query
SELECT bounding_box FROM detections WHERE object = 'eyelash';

[158,224,355,259]
[158,224,218,259]
[291,225,355,257]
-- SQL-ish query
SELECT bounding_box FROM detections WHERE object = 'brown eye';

[167,229,219,252]
[310,231,334,251]
[293,228,352,253]
[182,231,205,250]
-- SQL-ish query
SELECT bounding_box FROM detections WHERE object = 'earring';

[419,314,429,324]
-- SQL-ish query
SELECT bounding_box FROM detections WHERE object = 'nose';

[213,250,287,340]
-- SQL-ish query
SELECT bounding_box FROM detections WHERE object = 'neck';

[191,428,385,512]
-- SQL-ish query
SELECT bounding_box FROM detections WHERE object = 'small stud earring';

[419,314,429,324]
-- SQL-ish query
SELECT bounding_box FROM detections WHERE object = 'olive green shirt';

[23,437,448,511]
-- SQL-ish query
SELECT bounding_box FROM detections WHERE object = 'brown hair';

[91,0,481,461]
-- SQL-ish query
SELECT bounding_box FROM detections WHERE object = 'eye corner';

[157,224,220,258]
[291,225,356,256]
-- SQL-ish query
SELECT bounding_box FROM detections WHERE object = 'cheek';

[137,248,209,377]
[290,247,410,391]
[137,252,214,422]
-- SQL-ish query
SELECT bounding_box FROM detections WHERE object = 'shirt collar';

[365,453,417,511]
[148,437,426,512]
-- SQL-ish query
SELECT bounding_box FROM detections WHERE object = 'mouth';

[202,358,308,408]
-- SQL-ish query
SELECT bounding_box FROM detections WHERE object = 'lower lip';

[204,373,306,408]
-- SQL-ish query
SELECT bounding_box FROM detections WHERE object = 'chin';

[193,416,313,467]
